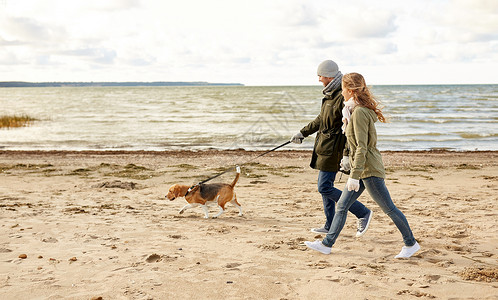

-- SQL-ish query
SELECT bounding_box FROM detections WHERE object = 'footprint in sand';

[145,254,162,263]
[418,248,444,263]
[225,262,242,269]
[41,237,58,243]
[397,289,436,298]
[168,234,184,239]
[424,274,441,284]
[307,260,332,269]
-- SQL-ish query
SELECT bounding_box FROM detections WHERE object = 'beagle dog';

[166,166,242,218]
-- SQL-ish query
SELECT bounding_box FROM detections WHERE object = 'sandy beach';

[0,150,497,300]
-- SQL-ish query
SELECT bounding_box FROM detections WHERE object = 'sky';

[0,0,497,86]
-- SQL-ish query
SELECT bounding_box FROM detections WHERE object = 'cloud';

[416,0,498,44]
[126,57,157,67]
[280,3,319,27]
[1,17,50,41]
[35,55,62,66]
[343,12,397,39]
[0,16,66,53]
[0,49,23,65]
[0,0,496,85]
[84,0,141,11]
[0,36,24,46]
[60,48,117,64]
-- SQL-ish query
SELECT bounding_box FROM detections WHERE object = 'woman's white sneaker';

[395,241,420,258]
[304,240,331,254]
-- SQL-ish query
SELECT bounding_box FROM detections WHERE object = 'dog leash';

[337,169,350,183]
[185,141,291,196]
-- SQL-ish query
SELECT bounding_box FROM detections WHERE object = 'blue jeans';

[322,176,416,247]
[318,171,370,230]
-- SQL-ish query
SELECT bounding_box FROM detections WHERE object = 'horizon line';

[1,81,497,87]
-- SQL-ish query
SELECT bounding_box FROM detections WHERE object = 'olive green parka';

[345,106,386,179]
[300,88,346,172]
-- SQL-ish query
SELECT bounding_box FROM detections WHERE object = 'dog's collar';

[184,184,199,197]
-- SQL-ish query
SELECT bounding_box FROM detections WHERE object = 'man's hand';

[290,132,304,144]
[340,156,350,172]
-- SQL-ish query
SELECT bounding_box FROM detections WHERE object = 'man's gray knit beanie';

[317,60,340,78]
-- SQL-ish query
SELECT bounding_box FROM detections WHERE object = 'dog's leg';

[179,203,192,214]
[231,194,243,216]
[201,205,210,218]
[212,195,225,218]
[213,205,224,218]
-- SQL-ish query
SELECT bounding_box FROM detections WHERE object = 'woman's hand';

[347,178,360,192]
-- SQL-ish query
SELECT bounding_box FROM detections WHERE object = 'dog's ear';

[172,184,183,196]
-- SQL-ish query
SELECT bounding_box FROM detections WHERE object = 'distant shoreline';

[1,82,495,88]
[0,81,244,87]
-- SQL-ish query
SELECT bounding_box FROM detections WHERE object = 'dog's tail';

[230,165,241,187]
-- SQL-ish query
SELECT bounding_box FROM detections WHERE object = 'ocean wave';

[379,136,472,142]
[3,85,498,151]
[457,132,498,139]
[391,118,496,124]
[379,132,445,137]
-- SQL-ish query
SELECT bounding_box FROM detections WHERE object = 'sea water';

[1,85,497,151]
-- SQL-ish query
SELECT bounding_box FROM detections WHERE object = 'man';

[290,60,372,237]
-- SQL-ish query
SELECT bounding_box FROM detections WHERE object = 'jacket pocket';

[315,132,340,156]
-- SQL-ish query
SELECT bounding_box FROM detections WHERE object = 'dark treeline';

[0,81,243,87]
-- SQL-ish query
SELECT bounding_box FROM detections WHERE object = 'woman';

[305,72,420,258]
[290,60,372,237]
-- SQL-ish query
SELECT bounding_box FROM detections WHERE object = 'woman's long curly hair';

[342,72,386,123]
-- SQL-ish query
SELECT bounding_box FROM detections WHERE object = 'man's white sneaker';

[304,240,331,255]
[395,241,420,258]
